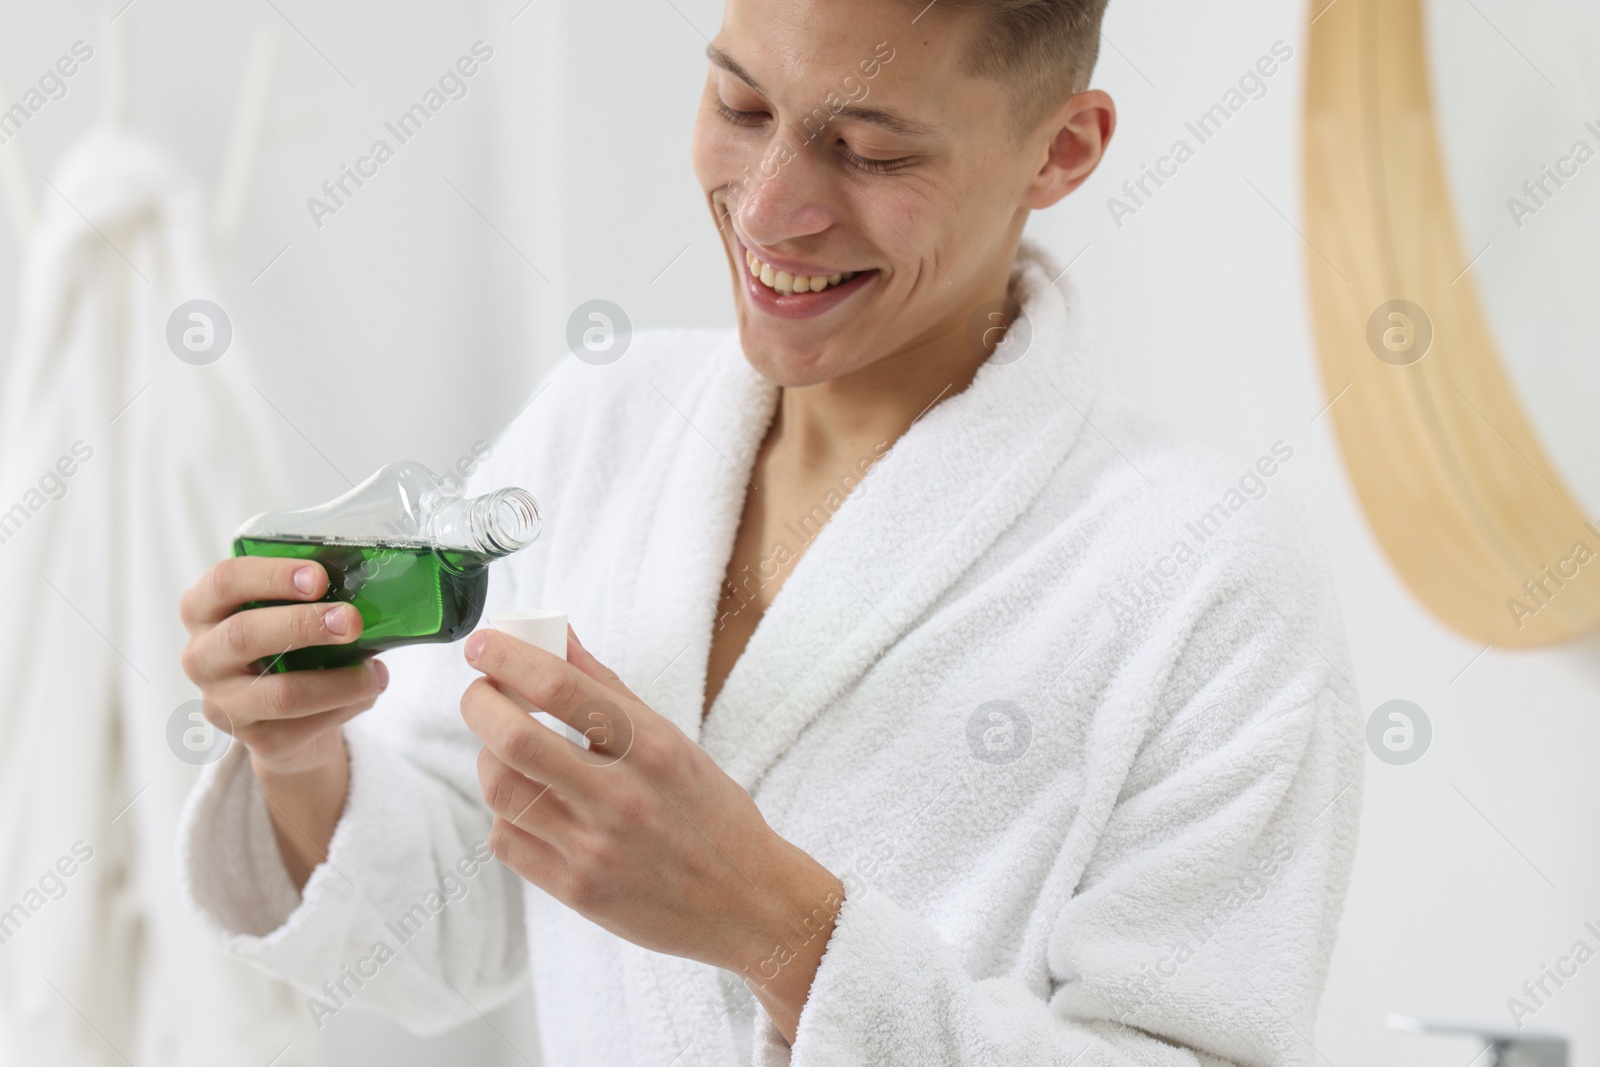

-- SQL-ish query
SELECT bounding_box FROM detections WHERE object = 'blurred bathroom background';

[0,0,1594,1064]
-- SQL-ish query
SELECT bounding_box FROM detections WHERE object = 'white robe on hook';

[0,127,314,1067]
[179,240,1364,1065]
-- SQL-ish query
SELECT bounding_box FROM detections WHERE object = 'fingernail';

[373,659,389,691]
[323,605,349,635]
[465,630,488,663]
[293,566,317,595]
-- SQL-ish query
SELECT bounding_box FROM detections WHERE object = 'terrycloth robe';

[179,240,1364,1066]
[0,127,308,1067]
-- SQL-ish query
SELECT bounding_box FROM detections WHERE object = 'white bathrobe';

[0,128,310,1066]
[179,241,1364,1066]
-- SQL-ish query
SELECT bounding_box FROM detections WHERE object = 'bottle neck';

[426,488,541,557]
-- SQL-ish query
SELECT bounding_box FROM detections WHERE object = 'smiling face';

[691,0,1111,389]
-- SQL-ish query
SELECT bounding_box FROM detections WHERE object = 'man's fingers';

[461,677,603,800]
[476,747,578,839]
[185,600,362,682]
[239,699,378,769]
[218,659,387,722]
[486,816,579,900]
[466,630,637,756]
[180,556,328,629]
[564,625,641,702]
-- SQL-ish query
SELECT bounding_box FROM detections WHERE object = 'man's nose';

[732,144,834,249]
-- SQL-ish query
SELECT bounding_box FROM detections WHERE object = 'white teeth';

[744,248,857,295]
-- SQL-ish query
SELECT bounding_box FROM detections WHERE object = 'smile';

[744,249,856,295]
[734,238,877,320]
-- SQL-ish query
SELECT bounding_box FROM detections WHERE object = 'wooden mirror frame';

[1303,0,1600,646]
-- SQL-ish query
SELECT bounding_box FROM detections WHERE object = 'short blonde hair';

[927,0,1111,136]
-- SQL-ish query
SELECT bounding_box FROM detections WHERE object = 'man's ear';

[1020,89,1117,210]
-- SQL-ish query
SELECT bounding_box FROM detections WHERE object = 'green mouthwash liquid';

[232,536,494,672]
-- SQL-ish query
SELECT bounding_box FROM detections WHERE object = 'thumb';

[565,625,641,702]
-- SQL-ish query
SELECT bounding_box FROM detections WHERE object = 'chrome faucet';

[1387,1015,1568,1067]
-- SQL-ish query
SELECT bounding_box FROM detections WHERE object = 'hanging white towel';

[0,127,315,1067]
[178,239,1364,1066]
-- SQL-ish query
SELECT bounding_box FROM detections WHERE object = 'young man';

[178,0,1362,1063]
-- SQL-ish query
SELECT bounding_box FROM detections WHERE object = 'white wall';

[1038,1,1600,1063]
[1,0,1595,1064]
[524,0,1600,1062]
[0,1,544,1062]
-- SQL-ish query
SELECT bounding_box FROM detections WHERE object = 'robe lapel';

[615,243,1103,1065]
[615,330,779,735]
[600,330,779,1064]
[699,241,1105,793]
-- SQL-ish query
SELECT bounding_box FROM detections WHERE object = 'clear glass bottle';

[231,461,540,671]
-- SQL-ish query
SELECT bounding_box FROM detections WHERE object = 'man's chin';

[734,322,856,389]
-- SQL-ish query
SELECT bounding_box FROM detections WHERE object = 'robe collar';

[620,238,1105,794]
[608,238,1105,1061]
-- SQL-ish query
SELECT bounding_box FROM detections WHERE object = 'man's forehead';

[705,42,948,139]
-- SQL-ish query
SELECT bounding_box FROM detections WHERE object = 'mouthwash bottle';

[232,461,541,671]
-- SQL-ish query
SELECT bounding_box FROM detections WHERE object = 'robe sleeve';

[751,518,1364,1067]
[175,638,531,1035]
[173,354,597,1034]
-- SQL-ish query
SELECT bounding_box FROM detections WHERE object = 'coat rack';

[0,5,285,245]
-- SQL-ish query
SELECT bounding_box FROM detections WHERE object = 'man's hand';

[178,557,388,889]
[461,626,843,1043]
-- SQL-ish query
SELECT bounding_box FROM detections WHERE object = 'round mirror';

[1302,0,1600,647]
[1429,0,1600,518]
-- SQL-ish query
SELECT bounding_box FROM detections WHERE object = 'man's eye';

[716,100,767,126]
[839,142,910,176]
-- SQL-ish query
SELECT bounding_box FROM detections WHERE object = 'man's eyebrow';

[829,103,941,139]
[704,43,942,140]
[706,44,766,95]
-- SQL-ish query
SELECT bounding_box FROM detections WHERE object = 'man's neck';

[767,267,1019,477]
[767,337,984,477]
